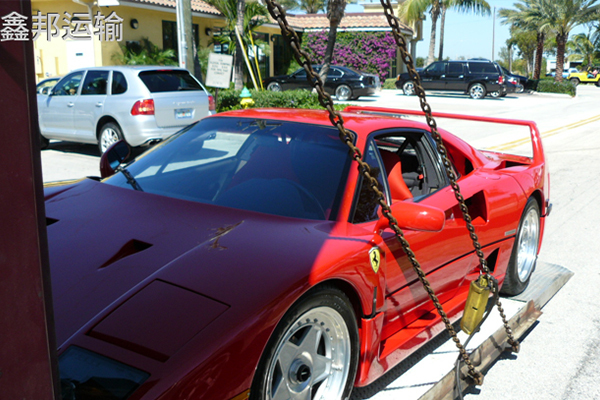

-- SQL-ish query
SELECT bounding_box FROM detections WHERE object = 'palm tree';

[280,0,326,13]
[206,0,269,89]
[499,0,547,80]
[399,0,441,66]
[568,32,600,67]
[536,0,600,81]
[318,0,347,82]
[438,0,491,61]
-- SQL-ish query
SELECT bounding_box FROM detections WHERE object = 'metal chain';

[264,0,517,384]
[378,0,518,353]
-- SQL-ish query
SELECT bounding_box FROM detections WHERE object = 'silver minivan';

[38,66,215,153]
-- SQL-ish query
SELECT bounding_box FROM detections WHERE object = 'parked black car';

[501,66,527,93]
[395,59,506,99]
[263,65,381,101]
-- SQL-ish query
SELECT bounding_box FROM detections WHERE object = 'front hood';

[46,179,335,348]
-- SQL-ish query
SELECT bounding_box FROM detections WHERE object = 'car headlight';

[59,346,149,400]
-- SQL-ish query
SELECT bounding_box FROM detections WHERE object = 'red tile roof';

[286,12,412,34]
[122,0,413,35]
[123,0,220,15]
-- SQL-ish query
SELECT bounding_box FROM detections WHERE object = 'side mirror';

[374,201,445,233]
[100,140,131,178]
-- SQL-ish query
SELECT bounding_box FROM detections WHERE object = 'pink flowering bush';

[302,30,397,80]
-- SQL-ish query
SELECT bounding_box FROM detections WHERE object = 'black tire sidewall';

[336,85,352,101]
[501,198,540,295]
[249,286,359,400]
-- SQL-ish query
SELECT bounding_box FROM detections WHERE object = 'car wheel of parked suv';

[267,82,282,92]
[99,122,123,155]
[469,83,486,99]
[488,91,501,98]
[402,81,415,96]
[335,84,352,101]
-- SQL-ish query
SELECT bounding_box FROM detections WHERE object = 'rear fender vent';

[99,239,153,269]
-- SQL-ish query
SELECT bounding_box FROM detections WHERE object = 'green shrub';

[383,78,397,90]
[215,89,349,112]
[536,79,577,96]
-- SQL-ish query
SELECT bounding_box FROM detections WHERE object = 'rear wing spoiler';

[343,106,545,165]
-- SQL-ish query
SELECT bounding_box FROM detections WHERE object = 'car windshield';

[104,117,352,220]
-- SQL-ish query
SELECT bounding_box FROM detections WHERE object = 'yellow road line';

[489,114,600,151]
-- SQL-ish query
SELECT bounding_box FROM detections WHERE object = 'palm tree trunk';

[533,32,544,80]
[555,32,568,83]
[234,0,245,90]
[427,0,441,66]
[438,3,446,62]
[320,0,346,82]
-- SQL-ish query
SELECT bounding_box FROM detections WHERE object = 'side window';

[448,63,464,75]
[81,71,109,95]
[294,69,307,79]
[328,68,343,78]
[352,141,387,224]
[425,62,444,74]
[375,132,447,201]
[112,71,128,95]
[52,72,84,96]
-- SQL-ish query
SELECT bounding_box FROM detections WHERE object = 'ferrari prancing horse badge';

[369,247,381,273]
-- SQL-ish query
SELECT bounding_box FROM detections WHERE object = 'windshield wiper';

[117,166,143,192]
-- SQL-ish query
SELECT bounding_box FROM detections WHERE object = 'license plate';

[175,108,193,119]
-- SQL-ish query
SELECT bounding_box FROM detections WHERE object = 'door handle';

[67,102,74,107]
[96,102,103,107]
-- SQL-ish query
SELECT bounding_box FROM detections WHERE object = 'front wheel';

[570,78,580,86]
[469,83,486,99]
[335,84,352,101]
[501,197,541,295]
[250,286,359,400]
[98,122,123,155]
[402,81,415,96]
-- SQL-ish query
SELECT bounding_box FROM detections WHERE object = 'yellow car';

[567,68,600,86]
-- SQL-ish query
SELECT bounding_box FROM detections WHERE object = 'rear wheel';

[595,80,600,87]
[488,91,501,98]
[250,286,359,400]
[468,83,486,99]
[98,122,123,155]
[402,81,415,96]
[267,82,282,92]
[501,197,541,295]
[335,84,352,101]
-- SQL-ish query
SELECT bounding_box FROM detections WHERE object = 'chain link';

[264,0,518,384]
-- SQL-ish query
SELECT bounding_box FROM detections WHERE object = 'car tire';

[501,197,540,296]
[402,81,415,96]
[335,84,352,101]
[468,83,486,99]
[267,82,282,92]
[516,83,524,93]
[570,78,580,86]
[595,80,600,87]
[250,285,359,400]
[98,122,123,155]
[488,91,501,98]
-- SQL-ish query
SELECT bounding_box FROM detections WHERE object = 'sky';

[347,0,587,62]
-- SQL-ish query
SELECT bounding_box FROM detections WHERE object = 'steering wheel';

[281,179,326,220]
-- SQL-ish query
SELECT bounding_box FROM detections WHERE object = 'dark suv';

[395,59,506,99]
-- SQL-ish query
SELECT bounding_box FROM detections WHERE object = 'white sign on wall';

[205,53,233,89]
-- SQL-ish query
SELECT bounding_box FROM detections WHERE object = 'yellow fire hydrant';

[240,87,255,109]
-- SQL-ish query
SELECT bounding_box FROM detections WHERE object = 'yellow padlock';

[460,275,490,335]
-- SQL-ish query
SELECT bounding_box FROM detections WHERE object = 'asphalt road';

[41,85,600,399]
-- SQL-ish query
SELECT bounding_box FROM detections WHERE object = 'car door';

[286,68,311,90]
[73,70,109,142]
[420,62,446,90]
[351,131,477,341]
[38,71,84,140]
[444,62,466,91]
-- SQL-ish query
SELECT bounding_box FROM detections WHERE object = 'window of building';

[162,21,200,59]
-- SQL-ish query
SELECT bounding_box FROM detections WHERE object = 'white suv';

[38,66,215,154]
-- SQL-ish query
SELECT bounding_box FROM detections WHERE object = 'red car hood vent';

[98,239,153,269]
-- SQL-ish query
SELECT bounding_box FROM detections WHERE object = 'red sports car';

[45,107,549,400]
